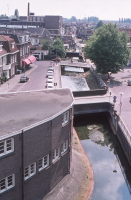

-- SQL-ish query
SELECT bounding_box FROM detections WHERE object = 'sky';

[1,0,131,21]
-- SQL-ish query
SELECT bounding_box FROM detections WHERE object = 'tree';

[96,20,103,29]
[84,23,131,74]
[41,39,52,50]
[70,16,77,22]
[51,38,66,58]
[14,9,19,18]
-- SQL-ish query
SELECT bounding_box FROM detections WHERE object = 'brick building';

[0,35,19,79]
[0,89,73,200]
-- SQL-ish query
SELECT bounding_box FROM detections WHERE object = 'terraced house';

[0,35,19,79]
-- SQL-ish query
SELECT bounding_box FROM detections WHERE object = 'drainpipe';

[22,130,24,200]
[69,108,73,173]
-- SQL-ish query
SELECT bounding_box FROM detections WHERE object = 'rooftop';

[0,89,73,138]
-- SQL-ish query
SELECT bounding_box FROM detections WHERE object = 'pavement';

[0,64,38,93]
[100,68,131,135]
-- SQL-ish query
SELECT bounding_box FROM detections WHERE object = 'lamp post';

[119,92,124,115]
[107,72,111,82]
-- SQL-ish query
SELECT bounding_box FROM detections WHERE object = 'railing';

[118,115,131,146]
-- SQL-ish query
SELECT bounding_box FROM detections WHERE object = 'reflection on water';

[61,66,90,91]
[74,113,131,200]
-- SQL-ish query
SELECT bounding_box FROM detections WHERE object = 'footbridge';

[61,61,90,69]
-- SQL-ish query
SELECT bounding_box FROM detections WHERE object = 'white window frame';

[0,174,15,194]
[0,58,2,66]
[0,138,14,157]
[15,54,16,62]
[39,154,49,171]
[61,140,68,155]
[0,45,3,52]
[62,111,69,126]
[11,43,15,49]
[24,162,36,180]
[52,147,60,162]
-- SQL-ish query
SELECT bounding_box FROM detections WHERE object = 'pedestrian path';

[0,64,38,93]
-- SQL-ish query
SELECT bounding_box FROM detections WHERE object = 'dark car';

[20,75,29,83]
[52,57,61,62]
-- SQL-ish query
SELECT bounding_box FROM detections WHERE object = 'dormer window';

[0,44,3,52]
[19,37,23,43]
[11,43,15,49]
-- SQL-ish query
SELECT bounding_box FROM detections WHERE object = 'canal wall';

[73,66,108,97]
[74,102,131,166]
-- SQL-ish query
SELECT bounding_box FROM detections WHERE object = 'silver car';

[127,79,131,86]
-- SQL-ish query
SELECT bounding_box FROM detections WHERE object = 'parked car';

[47,82,53,89]
[20,75,29,83]
[46,71,53,77]
[48,76,54,80]
[127,79,131,86]
[47,79,54,84]
[52,57,61,62]
[48,68,54,72]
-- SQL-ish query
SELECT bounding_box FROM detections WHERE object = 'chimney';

[27,2,30,21]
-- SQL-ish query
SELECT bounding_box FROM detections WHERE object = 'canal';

[61,66,90,91]
[74,113,131,200]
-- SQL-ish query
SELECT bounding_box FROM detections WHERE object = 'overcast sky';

[1,0,131,21]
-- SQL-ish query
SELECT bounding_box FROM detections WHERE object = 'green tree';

[96,20,103,29]
[41,39,52,50]
[51,38,66,58]
[14,9,19,18]
[70,16,77,22]
[84,23,131,74]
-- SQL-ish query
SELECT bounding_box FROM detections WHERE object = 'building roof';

[0,35,18,53]
[0,47,7,57]
[0,89,73,138]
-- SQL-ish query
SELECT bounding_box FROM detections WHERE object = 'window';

[0,58,2,66]
[52,148,60,162]
[62,111,69,126]
[61,140,68,155]
[15,54,16,62]
[10,56,12,64]
[20,47,22,56]
[3,56,7,65]
[39,154,49,171]
[0,174,15,194]
[0,45,2,51]
[11,43,15,49]
[24,163,36,180]
[23,47,24,55]
[0,138,14,157]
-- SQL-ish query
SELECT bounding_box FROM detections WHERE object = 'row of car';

[46,64,54,89]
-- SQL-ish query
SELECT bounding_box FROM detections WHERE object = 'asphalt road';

[8,61,51,92]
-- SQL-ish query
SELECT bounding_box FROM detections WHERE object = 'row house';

[1,33,36,71]
[0,35,19,79]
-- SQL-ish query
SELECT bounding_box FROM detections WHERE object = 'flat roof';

[0,89,73,138]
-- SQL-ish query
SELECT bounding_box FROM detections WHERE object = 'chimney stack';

[27,2,30,21]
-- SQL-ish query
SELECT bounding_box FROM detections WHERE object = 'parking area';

[0,61,62,93]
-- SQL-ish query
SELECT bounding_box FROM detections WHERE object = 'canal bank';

[74,112,131,200]
[43,128,94,200]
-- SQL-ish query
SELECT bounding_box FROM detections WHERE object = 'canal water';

[61,66,90,91]
[74,113,131,200]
